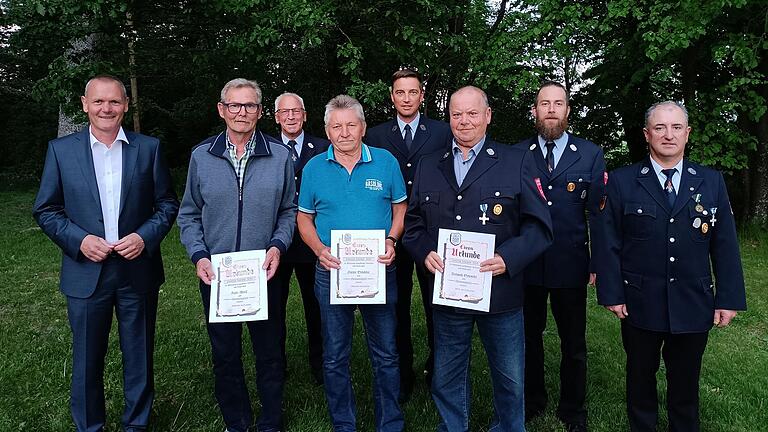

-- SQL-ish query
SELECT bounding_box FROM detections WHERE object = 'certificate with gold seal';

[209,250,268,322]
[330,229,386,304]
[433,228,495,312]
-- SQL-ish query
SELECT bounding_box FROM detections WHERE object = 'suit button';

[407,180,413,185]
[669,278,676,282]
[578,178,583,182]
[623,280,628,285]
[547,201,553,206]
[669,218,675,223]
[669,237,675,243]
[425,196,430,201]
[294,176,298,180]
[455,215,462,220]
[548,185,553,190]
[296,192,299,195]
[669,256,676,262]
[495,191,500,196]
[637,209,643,214]
[457,195,463,200]
[406,163,412,167]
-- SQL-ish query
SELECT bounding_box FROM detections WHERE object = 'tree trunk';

[126,11,141,133]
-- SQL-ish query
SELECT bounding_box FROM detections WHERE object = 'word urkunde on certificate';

[433,229,495,312]
[209,250,269,322]
[330,230,386,304]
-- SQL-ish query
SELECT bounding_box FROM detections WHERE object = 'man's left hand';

[378,239,396,265]
[263,246,281,280]
[714,309,737,327]
[480,253,506,276]
[113,233,145,260]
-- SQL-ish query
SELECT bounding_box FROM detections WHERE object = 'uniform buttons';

[457,195,463,200]
[494,191,500,197]
[547,201,553,206]
[669,256,676,262]
[547,185,553,190]
[455,215,462,221]
[669,218,674,223]
[669,237,675,243]
[623,280,628,285]
[669,278,676,282]
[296,192,299,195]
[294,176,298,180]
[637,209,643,214]
[425,196,430,201]
[406,163,412,168]
[407,180,413,185]
[578,178,583,182]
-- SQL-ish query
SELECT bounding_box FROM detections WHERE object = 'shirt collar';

[649,156,684,179]
[282,130,304,147]
[451,136,486,159]
[326,143,373,163]
[537,131,569,149]
[397,113,420,135]
[89,126,128,148]
[226,130,257,152]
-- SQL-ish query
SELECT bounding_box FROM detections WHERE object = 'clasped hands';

[79,233,145,262]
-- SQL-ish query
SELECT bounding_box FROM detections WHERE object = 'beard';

[536,117,569,141]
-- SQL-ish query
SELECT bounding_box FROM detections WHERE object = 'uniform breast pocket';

[481,186,517,225]
[566,173,592,203]
[688,204,714,242]
[420,192,440,228]
[623,202,656,240]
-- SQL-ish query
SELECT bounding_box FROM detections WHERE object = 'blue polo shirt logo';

[365,178,383,191]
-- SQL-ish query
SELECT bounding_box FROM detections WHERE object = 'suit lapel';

[75,128,102,206]
[437,150,460,193]
[550,137,580,181]
[670,161,703,217]
[296,136,317,172]
[636,157,671,213]
[408,117,431,158]
[527,139,550,178]
[385,120,409,159]
[458,140,499,193]
[120,135,138,215]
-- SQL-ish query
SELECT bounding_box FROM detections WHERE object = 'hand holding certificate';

[432,229,496,312]
[330,230,387,304]
[209,250,269,322]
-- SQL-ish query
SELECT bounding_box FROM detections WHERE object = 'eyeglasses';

[222,103,261,114]
[276,108,305,116]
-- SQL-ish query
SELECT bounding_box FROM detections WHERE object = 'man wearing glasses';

[365,68,452,402]
[273,92,330,384]
[178,78,296,432]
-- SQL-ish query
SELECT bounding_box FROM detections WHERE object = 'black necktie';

[404,124,413,150]
[545,141,555,173]
[288,140,299,171]
[662,168,677,207]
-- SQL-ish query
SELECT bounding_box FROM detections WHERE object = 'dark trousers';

[277,260,323,372]
[621,322,709,432]
[394,243,435,384]
[199,279,285,432]
[523,285,587,424]
[66,258,157,432]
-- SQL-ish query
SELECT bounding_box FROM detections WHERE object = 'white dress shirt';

[89,127,128,243]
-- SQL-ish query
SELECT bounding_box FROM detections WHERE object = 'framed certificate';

[432,228,496,312]
[209,249,269,322]
[330,229,386,304]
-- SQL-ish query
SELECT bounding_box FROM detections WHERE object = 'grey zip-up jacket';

[178,130,296,264]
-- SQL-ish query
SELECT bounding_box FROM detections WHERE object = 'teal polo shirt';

[298,143,407,246]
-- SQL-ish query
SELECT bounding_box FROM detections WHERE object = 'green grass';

[1,188,766,431]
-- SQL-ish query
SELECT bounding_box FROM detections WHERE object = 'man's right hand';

[196,258,216,285]
[424,251,444,274]
[316,246,341,270]
[605,304,629,319]
[80,234,113,262]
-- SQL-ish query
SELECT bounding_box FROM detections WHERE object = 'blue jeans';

[315,263,404,432]
[432,308,526,432]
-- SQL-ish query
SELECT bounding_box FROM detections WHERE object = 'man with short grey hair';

[272,91,330,384]
[297,94,407,431]
[178,78,296,432]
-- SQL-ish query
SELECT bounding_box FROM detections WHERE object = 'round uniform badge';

[567,182,576,192]
[693,217,702,229]
[695,204,704,213]
[701,222,709,234]
[493,204,502,215]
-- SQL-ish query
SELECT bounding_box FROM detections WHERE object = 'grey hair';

[324,94,366,127]
[274,92,306,111]
[84,75,128,99]
[645,101,688,126]
[220,78,262,104]
[450,86,489,108]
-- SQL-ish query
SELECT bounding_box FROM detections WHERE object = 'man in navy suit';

[365,68,452,400]
[517,81,606,431]
[33,75,179,432]
[273,92,330,384]
[596,101,746,432]
[403,86,553,431]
